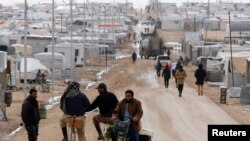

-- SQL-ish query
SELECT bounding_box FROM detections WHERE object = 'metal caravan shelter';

[46,42,108,68]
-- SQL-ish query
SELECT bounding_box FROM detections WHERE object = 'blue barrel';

[39,104,47,119]
[5,92,12,107]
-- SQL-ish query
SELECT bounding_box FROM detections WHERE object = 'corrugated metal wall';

[206,71,224,82]
[227,73,246,88]
[240,86,250,105]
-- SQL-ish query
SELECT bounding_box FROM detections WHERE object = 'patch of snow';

[137,70,160,89]
[96,67,111,80]
[4,126,23,140]
[85,81,96,90]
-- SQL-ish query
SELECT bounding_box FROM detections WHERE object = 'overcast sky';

[0,0,249,9]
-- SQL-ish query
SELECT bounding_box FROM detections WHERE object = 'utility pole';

[52,0,55,91]
[207,0,210,19]
[229,11,234,87]
[70,0,73,80]
[82,1,86,71]
[126,0,128,14]
[91,4,94,69]
[24,0,28,98]
[194,15,196,32]
[60,13,63,33]
[156,0,159,18]
[104,6,107,67]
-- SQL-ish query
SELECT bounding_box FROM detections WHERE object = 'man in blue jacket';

[21,88,40,141]
[60,81,90,141]
[162,64,171,88]
[86,83,118,140]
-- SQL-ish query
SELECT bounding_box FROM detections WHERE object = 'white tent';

[34,52,66,69]
[20,58,49,80]
[0,51,7,72]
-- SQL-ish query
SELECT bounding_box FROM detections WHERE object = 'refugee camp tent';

[20,58,49,81]
[34,52,66,79]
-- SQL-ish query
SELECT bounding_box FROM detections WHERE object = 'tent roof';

[217,51,250,59]
[20,58,49,73]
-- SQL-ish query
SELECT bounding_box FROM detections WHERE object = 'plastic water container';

[39,104,47,119]
[5,92,12,107]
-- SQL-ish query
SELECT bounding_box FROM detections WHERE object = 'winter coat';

[65,92,90,116]
[167,50,171,56]
[132,52,137,61]
[195,68,207,85]
[86,91,118,117]
[175,69,187,85]
[21,96,40,126]
[114,98,143,132]
[162,68,171,79]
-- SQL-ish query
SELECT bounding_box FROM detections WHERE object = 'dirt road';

[9,58,238,141]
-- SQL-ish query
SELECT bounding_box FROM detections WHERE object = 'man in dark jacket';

[21,88,40,141]
[156,60,162,77]
[167,49,171,57]
[195,64,207,96]
[60,80,90,141]
[86,83,118,140]
[132,51,137,64]
[162,64,171,88]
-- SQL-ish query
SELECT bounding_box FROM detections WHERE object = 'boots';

[61,127,68,141]
[95,124,104,140]
[178,90,182,97]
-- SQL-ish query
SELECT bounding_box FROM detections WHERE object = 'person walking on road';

[175,65,187,97]
[156,60,162,77]
[21,88,40,141]
[86,83,118,140]
[167,49,171,57]
[133,32,136,40]
[128,32,131,40]
[113,89,143,141]
[162,63,171,88]
[195,64,207,96]
[172,61,182,87]
[132,51,137,64]
[60,80,90,141]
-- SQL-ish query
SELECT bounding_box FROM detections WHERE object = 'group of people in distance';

[21,81,143,141]
[159,55,207,97]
